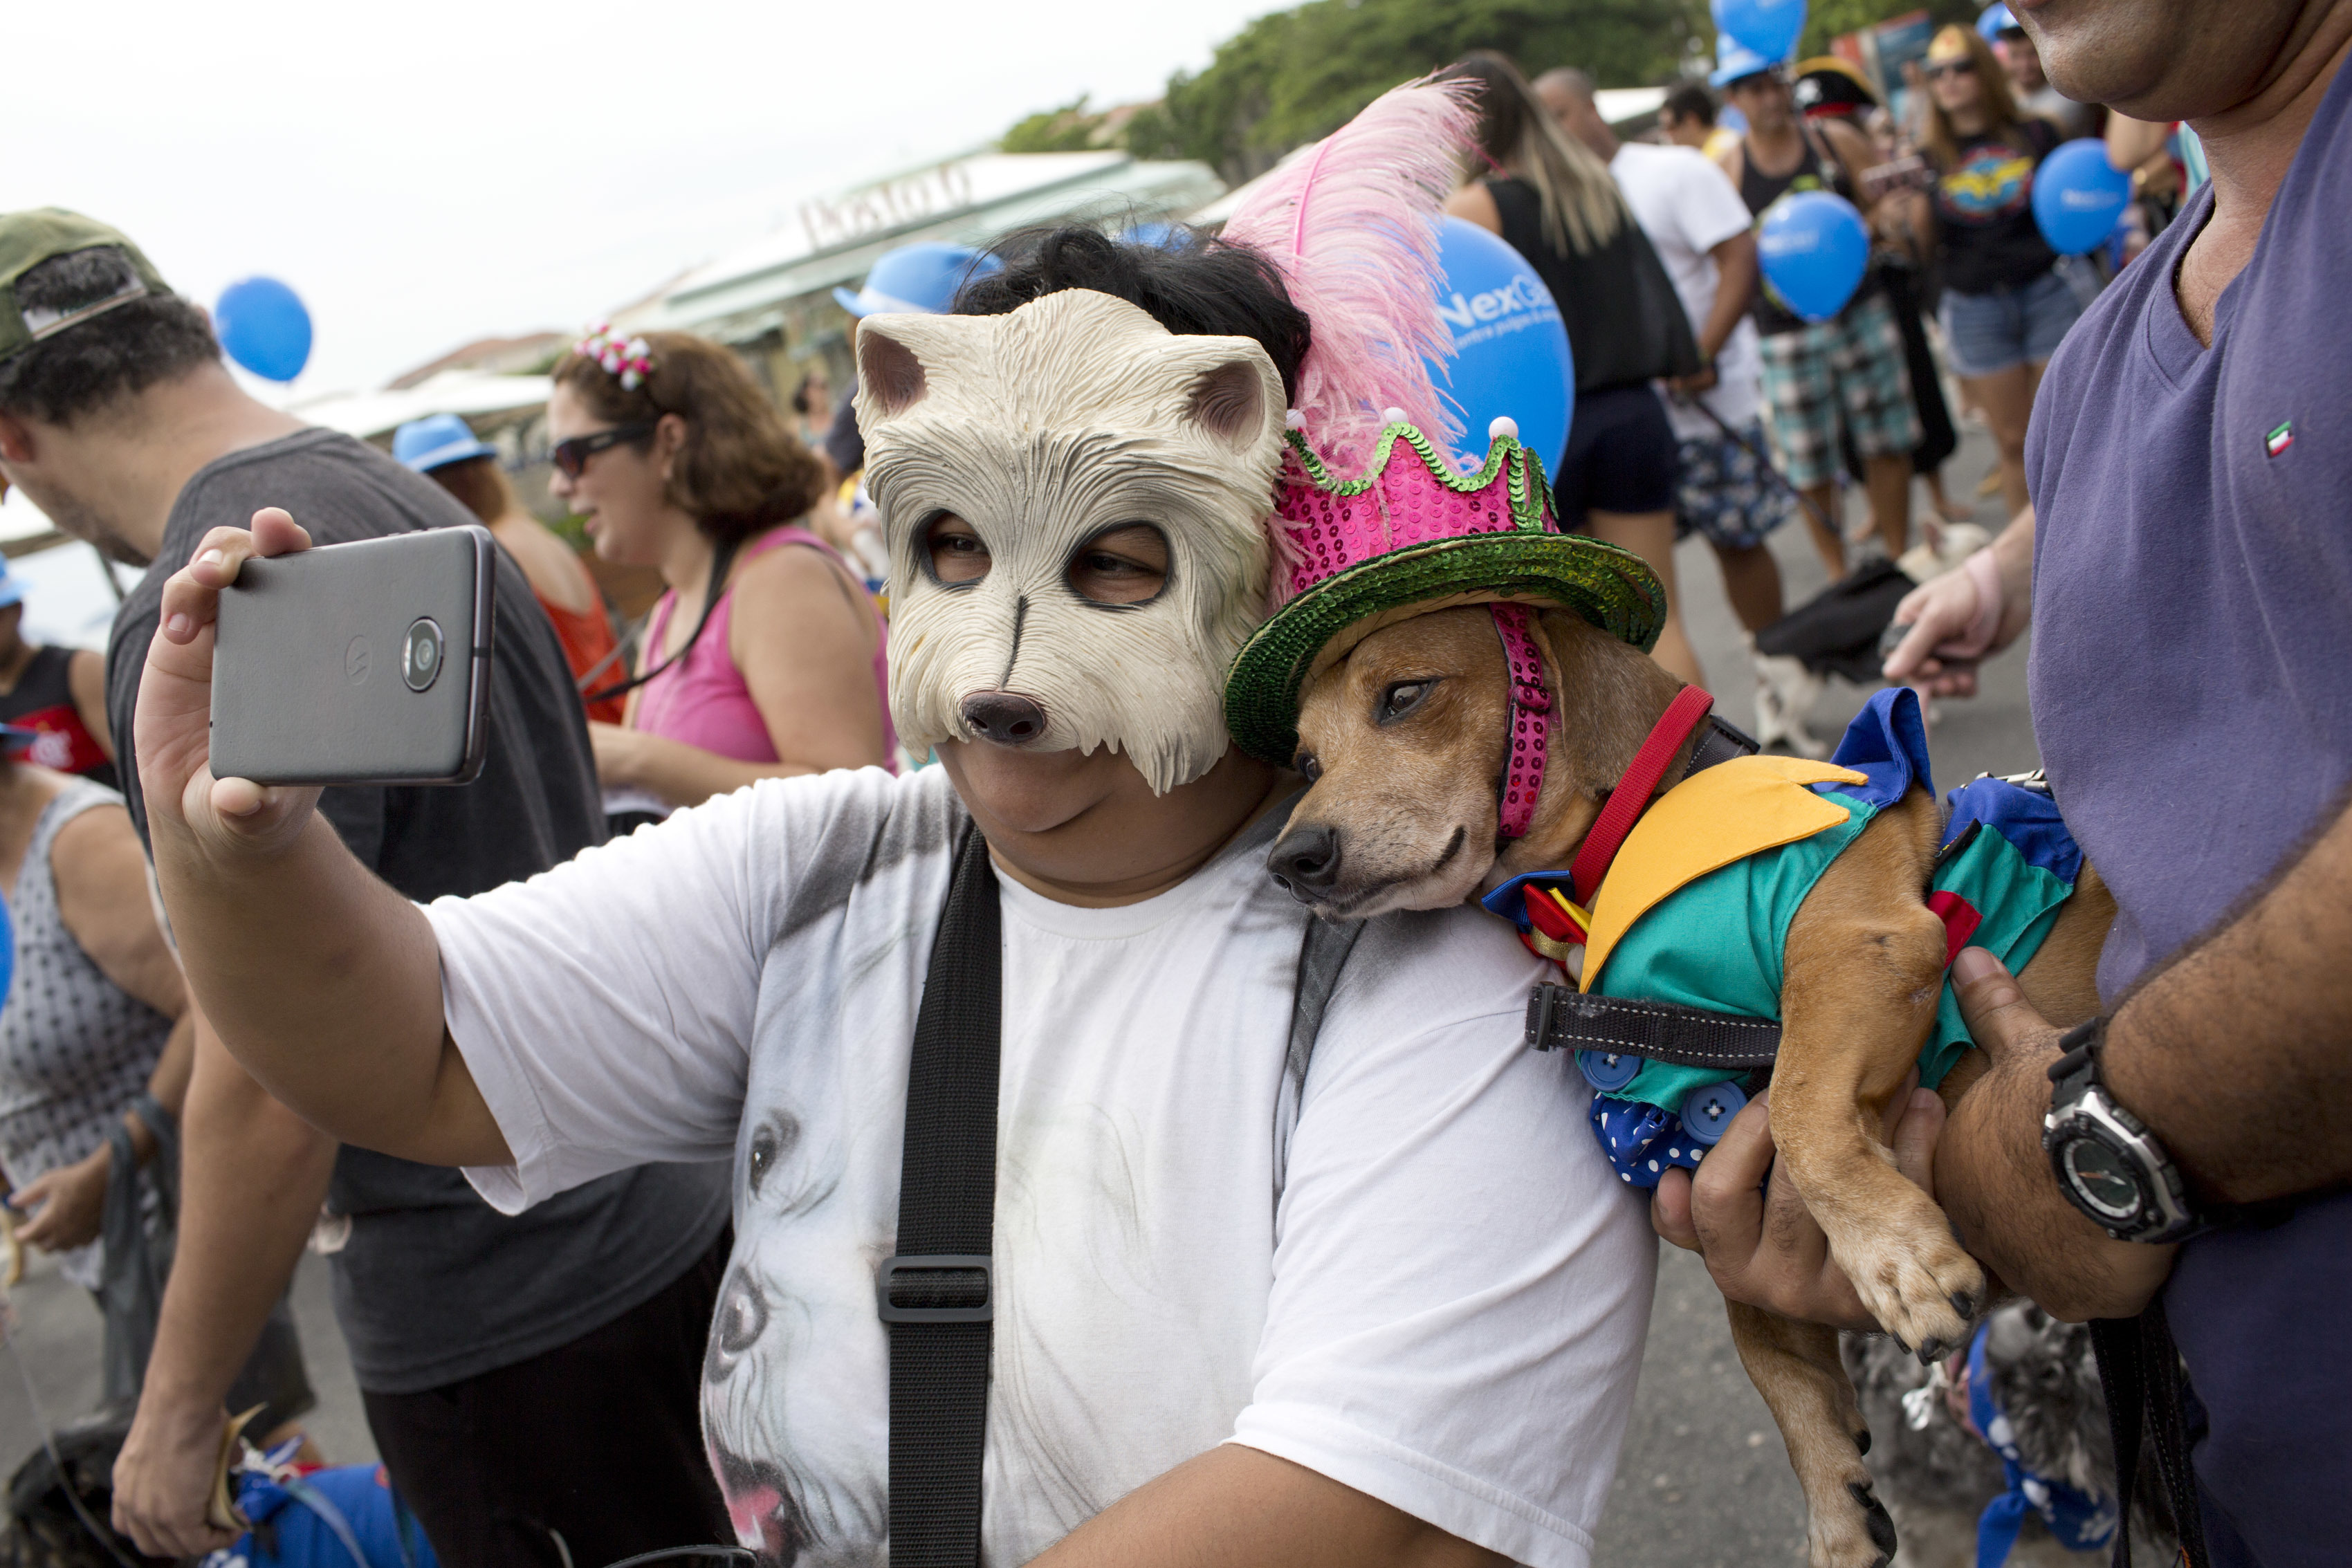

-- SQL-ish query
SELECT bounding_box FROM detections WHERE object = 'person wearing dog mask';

[112,95,1660,1568]
[1695,3,2352,1563]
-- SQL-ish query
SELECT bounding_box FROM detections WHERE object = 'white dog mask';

[856,288,1287,794]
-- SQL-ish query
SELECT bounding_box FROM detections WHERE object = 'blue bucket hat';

[1711,39,1783,89]
[1977,3,2023,39]
[832,243,1001,318]
[393,412,497,473]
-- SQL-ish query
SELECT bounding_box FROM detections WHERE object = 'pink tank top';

[632,527,894,768]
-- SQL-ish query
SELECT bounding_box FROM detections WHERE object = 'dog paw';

[1832,1224,1985,1361]
[1803,1475,1900,1568]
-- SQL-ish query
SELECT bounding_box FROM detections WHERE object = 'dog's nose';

[961,691,1048,746]
[1269,826,1342,900]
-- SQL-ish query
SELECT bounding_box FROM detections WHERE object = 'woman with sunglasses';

[547,328,893,817]
[1909,24,2088,518]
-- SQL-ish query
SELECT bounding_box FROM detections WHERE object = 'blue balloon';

[1427,216,1574,470]
[216,277,313,382]
[1712,0,1808,66]
[2032,137,2132,255]
[1758,191,1870,323]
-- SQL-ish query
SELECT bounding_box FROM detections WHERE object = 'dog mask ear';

[1186,358,1269,450]
[857,327,928,417]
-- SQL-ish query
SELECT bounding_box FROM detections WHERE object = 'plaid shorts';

[1756,291,1922,490]
[1673,421,1799,551]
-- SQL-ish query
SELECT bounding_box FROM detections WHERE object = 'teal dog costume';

[1487,688,2083,1186]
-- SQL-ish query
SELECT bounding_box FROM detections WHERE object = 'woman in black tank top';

[1438,52,1709,687]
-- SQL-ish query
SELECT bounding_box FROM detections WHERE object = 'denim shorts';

[1937,266,2088,379]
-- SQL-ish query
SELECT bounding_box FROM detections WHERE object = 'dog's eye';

[1378,681,1433,722]
[1296,751,1322,784]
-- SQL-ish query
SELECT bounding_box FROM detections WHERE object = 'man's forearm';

[1934,1046,2169,1322]
[154,808,493,1165]
[1028,1445,1503,1568]
[141,1019,336,1416]
[2106,795,2352,1204]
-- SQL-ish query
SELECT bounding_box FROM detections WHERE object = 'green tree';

[1121,0,1709,182]
[1002,96,1110,154]
[1797,0,1980,61]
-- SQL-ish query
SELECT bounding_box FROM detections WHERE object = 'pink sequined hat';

[1209,78,1665,768]
[1222,411,1665,768]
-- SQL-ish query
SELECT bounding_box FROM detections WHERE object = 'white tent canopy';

[293,369,555,443]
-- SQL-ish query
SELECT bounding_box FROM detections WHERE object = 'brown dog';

[1265,604,2113,1568]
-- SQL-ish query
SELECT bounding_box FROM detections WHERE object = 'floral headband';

[576,322,655,391]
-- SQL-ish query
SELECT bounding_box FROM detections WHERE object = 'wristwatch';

[2042,1018,2221,1243]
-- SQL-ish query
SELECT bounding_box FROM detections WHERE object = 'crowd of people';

[0,5,2342,1567]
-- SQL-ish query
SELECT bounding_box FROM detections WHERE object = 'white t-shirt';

[427,765,1655,1567]
[1610,141,1763,441]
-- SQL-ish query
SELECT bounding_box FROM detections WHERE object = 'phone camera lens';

[403,618,445,692]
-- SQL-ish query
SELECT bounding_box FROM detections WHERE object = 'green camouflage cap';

[0,209,173,365]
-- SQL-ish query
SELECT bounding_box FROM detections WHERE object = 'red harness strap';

[1568,685,1717,908]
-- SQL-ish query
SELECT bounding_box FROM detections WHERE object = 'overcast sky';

[4,0,1280,397]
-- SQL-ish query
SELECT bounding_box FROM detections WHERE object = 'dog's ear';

[857,326,928,418]
[1184,358,1272,450]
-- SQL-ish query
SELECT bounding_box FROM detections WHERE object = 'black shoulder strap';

[883,825,1002,1568]
[2092,1302,2211,1568]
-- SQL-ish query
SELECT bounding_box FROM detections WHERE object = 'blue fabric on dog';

[201,1451,439,1568]
[1967,1321,2118,1566]
[1590,1095,1708,1185]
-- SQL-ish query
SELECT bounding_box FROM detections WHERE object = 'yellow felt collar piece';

[1581,755,1866,990]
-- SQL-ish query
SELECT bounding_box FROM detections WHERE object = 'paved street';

[3,423,2035,1565]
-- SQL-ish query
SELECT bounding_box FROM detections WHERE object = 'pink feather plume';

[1221,75,1475,477]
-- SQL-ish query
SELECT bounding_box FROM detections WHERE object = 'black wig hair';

[952,226,1313,406]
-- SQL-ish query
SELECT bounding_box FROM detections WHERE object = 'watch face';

[2063,1136,2144,1221]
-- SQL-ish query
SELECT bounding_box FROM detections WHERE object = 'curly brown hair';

[552,331,826,546]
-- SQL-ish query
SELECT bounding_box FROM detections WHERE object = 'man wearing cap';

[0,210,733,1566]
[0,544,116,787]
[1714,52,1922,580]
[1684,2,2352,1561]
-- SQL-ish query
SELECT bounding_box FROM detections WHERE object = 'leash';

[1,1301,145,1568]
[1570,686,1717,907]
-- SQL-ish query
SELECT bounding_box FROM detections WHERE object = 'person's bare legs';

[1797,483,1846,580]
[1960,361,2041,519]
[1711,539,1785,634]
[1923,466,1976,523]
[1862,452,1914,561]
[1588,507,1705,686]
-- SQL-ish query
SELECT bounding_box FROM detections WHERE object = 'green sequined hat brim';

[1224,530,1667,768]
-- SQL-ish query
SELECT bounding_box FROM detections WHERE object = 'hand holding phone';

[210,526,495,786]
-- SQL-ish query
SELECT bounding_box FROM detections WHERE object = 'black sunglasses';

[1924,59,1977,81]
[551,421,656,479]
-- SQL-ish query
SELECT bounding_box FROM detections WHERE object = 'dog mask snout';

[1268,825,1342,901]
[961,691,1049,746]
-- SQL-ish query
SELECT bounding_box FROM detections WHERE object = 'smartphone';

[210,526,496,786]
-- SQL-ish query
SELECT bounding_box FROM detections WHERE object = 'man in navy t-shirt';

[1667,3,2352,1564]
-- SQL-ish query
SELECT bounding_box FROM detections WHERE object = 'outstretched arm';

[1031,1447,1502,1568]
[137,509,504,1167]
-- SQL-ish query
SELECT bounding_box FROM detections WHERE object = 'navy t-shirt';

[2026,63,2352,1568]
